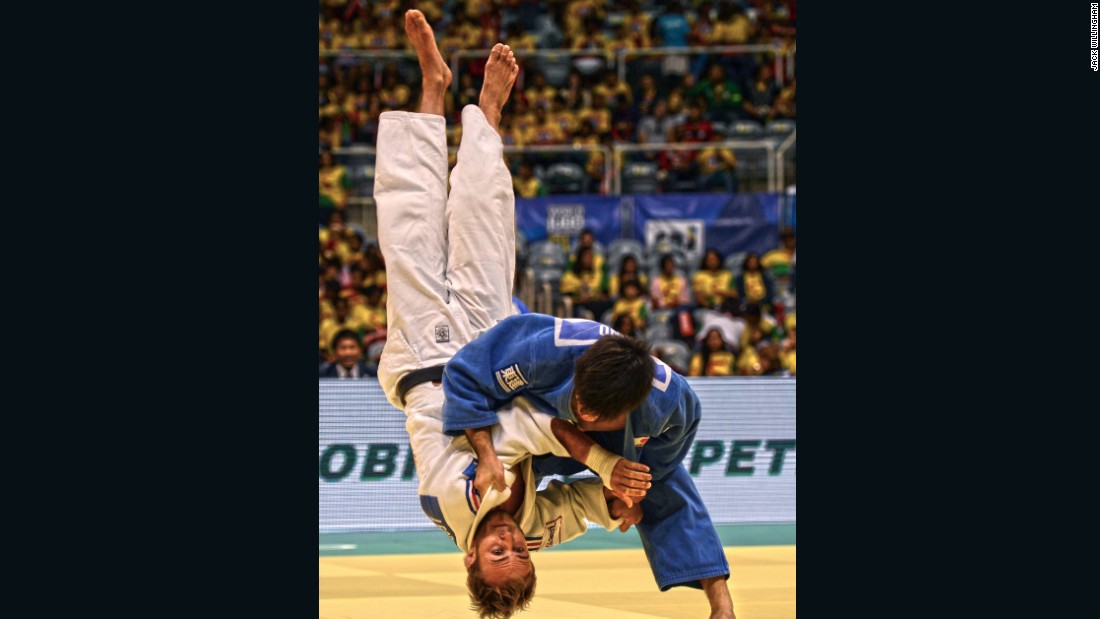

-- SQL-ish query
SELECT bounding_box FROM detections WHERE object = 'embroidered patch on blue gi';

[494,364,529,393]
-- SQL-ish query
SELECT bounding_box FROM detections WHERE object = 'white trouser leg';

[445,104,517,335]
[373,111,468,409]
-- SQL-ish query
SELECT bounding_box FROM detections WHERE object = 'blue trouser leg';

[531,432,729,590]
[636,465,729,590]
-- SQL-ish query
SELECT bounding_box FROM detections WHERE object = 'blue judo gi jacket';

[441,314,729,590]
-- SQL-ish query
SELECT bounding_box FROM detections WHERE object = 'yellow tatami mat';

[320,545,795,618]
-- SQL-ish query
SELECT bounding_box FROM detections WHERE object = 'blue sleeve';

[441,315,620,436]
[441,316,541,436]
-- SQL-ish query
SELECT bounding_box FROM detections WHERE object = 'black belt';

[397,365,446,406]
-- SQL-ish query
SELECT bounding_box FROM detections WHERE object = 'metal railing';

[336,137,792,198]
[775,130,796,191]
[612,140,777,194]
[335,144,612,185]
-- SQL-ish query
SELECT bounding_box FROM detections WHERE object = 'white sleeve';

[528,478,622,550]
[490,401,572,466]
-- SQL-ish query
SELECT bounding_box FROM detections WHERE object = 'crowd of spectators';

[547,226,795,377]
[320,212,797,378]
[319,0,796,202]
[319,1,796,378]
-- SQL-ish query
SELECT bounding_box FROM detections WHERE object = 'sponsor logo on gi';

[634,436,651,448]
[544,516,562,548]
[495,363,529,393]
[434,324,450,343]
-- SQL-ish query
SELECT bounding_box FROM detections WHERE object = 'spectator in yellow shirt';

[577,93,613,136]
[709,2,753,45]
[650,253,691,310]
[338,229,367,267]
[548,94,578,136]
[332,21,364,50]
[621,0,653,48]
[692,249,736,310]
[362,16,400,50]
[524,71,558,112]
[571,122,606,188]
[319,296,365,357]
[689,328,737,377]
[604,23,638,59]
[498,113,526,148]
[513,160,547,198]
[608,254,648,298]
[564,0,606,41]
[738,303,777,354]
[359,284,387,333]
[319,151,351,222]
[779,324,796,375]
[593,72,634,107]
[735,252,773,309]
[611,278,650,330]
[612,312,643,341]
[560,246,611,320]
[696,133,739,193]
[761,227,796,276]
[505,21,538,52]
[377,70,411,109]
[509,97,537,138]
[524,106,567,146]
[565,228,606,275]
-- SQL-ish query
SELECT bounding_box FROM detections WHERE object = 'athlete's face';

[575,413,628,432]
[572,394,629,432]
[465,510,532,586]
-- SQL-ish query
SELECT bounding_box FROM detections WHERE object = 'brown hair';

[573,335,655,421]
[467,561,537,619]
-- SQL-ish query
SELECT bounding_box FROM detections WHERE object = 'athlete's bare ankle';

[480,108,501,131]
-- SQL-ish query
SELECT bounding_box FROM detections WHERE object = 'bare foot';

[405,9,451,115]
[478,43,519,130]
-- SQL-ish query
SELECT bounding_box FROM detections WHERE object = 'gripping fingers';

[612,490,634,509]
[622,461,651,478]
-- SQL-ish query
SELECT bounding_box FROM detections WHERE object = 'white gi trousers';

[374,105,516,412]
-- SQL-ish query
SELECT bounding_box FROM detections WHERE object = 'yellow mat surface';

[320,545,795,618]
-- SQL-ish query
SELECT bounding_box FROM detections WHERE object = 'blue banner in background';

[515,196,622,248]
[514,193,780,262]
[634,193,780,260]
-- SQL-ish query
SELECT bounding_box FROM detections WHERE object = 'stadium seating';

[622,161,660,194]
[724,251,747,278]
[727,120,765,139]
[543,162,589,194]
[765,119,796,139]
[606,238,647,273]
[649,338,692,375]
[645,309,677,341]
